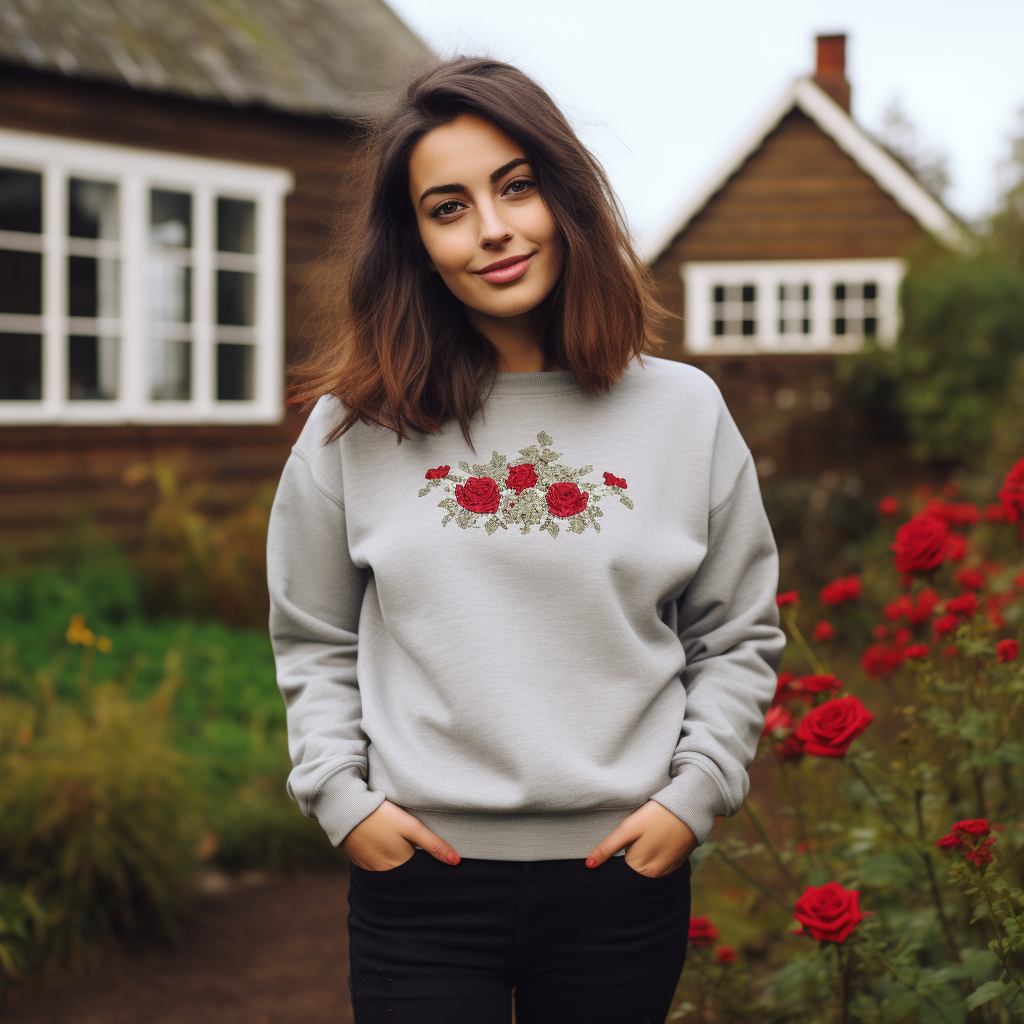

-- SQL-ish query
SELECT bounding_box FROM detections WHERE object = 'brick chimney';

[813,34,851,113]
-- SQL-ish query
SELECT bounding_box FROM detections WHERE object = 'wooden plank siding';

[648,107,930,490]
[0,67,358,554]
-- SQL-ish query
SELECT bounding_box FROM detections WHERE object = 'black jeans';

[347,850,692,1024]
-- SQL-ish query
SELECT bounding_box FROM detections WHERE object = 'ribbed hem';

[309,768,387,847]
[482,369,585,397]
[649,761,728,845]
[403,807,640,861]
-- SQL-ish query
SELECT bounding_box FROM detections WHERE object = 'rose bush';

[671,455,1024,1024]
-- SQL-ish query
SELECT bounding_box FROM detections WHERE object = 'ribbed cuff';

[649,761,729,845]
[309,768,387,848]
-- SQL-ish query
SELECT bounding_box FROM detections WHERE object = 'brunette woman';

[268,56,785,1024]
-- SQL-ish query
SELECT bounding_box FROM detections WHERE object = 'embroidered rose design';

[455,476,501,514]
[546,482,589,518]
[417,431,634,538]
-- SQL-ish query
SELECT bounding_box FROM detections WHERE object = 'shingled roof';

[0,0,433,117]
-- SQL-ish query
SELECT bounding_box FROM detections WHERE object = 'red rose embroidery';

[506,463,538,494]
[794,696,874,757]
[425,465,450,480]
[603,472,627,489]
[890,513,949,573]
[455,477,500,515]
[793,882,865,943]
[546,482,589,518]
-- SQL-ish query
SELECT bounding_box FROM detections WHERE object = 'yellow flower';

[96,636,113,654]
[66,613,88,645]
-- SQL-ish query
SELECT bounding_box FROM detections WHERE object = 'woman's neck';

[466,306,560,372]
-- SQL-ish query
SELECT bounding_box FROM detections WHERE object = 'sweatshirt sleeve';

[266,444,386,848]
[649,449,785,845]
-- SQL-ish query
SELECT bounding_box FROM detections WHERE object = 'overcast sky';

[387,0,1024,256]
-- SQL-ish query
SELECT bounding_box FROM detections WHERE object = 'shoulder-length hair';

[291,56,666,445]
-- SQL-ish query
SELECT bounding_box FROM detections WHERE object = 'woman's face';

[408,113,564,323]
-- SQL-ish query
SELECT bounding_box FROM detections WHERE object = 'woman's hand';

[341,799,461,870]
[585,800,698,877]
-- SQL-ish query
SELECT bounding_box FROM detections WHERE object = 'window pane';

[149,262,191,322]
[68,335,118,400]
[0,169,42,233]
[217,198,255,253]
[68,256,120,318]
[0,250,42,314]
[0,333,42,399]
[150,190,192,247]
[217,343,254,401]
[150,337,191,400]
[69,179,119,239]
[217,270,255,326]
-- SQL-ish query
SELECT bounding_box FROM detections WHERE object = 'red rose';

[860,643,905,679]
[877,496,899,516]
[884,595,913,621]
[819,574,861,606]
[908,589,939,625]
[795,696,874,757]
[933,614,959,638]
[776,591,799,607]
[772,672,798,706]
[954,568,986,591]
[946,533,968,562]
[997,639,1019,662]
[904,644,931,659]
[966,837,998,866]
[603,472,627,489]
[894,627,912,647]
[506,463,538,494]
[793,882,865,943]
[934,833,963,852]
[545,482,589,518]
[762,705,793,738]
[952,819,992,838]
[455,476,500,515]
[688,917,719,947]
[890,514,949,573]
[923,499,980,528]
[984,503,1008,522]
[425,465,450,480]
[716,946,738,964]
[775,734,804,763]
[943,645,959,658]
[945,593,978,618]
[999,457,1024,522]
[873,624,889,639]
[792,674,842,701]
[813,621,834,642]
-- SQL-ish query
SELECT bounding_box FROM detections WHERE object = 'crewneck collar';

[483,369,586,397]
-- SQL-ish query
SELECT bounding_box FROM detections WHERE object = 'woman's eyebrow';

[417,157,531,205]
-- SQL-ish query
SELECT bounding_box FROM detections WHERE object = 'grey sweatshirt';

[267,355,785,861]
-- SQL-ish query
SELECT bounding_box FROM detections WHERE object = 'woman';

[268,57,785,1024]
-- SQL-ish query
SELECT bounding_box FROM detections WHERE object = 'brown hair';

[292,56,666,445]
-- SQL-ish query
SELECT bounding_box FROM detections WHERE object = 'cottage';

[649,34,968,479]
[0,0,430,552]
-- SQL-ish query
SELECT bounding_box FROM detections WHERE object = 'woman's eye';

[433,200,463,218]
[505,178,534,195]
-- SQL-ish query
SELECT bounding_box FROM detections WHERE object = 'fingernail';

[585,857,596,868]
[447,850,459,864]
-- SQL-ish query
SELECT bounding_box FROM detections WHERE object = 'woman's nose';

[478,200,512,249]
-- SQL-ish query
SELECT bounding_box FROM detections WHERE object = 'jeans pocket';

[619,854,690,881]
[350,847,423,877]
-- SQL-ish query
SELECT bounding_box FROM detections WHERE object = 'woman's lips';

[474,253,535,284]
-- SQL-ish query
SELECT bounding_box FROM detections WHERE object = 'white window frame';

[0,127,293,424]
[682,259,905,355]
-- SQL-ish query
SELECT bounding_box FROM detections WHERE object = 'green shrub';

[0,642,201,985]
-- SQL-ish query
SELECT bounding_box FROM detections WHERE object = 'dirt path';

[1,870,355,1024]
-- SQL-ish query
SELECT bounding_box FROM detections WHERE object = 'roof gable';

[0,0,433,118]
[648,77,969,263]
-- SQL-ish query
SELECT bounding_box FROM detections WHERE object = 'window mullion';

[257,188,283,416]
[121,174,146,420]
[42,163,65,417]
[192,185,214,417]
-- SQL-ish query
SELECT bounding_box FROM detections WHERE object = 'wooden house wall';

[0,67,358,555]
[649,107,929,489]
